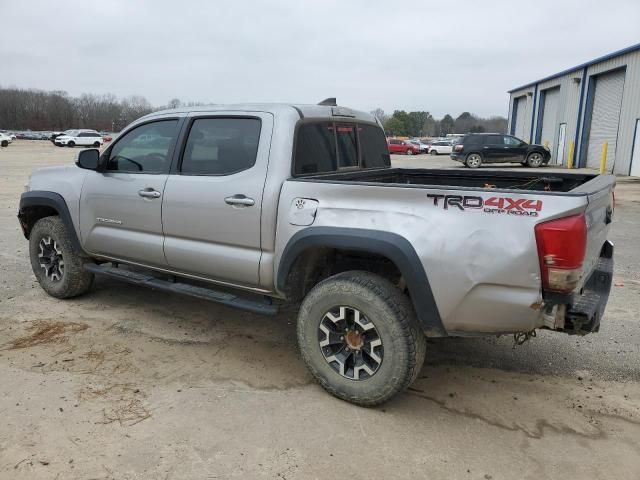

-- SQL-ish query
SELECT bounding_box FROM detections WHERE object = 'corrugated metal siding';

[508,48,640,175]
[585,69,626,170]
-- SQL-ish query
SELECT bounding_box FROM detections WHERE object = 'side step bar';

[84,263,279,316]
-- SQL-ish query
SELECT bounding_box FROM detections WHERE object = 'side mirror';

[76,149,100,170]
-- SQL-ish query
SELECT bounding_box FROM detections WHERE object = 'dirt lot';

[1,141,639,479]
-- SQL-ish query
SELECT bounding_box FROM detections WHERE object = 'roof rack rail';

[318,97,337,106]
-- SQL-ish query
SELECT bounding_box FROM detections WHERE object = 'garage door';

[586,69,625,170]
[512,96,527,140]
[539,87,560,157]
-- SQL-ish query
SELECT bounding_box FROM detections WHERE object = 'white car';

[0,132,12,147]
[428,141,454,156]
[54,129,104,148]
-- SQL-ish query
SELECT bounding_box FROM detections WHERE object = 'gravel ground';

[1,141,639,479]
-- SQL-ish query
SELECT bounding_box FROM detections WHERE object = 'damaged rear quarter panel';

[275,180,589,334]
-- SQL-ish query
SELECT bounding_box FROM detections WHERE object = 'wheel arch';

[277,227,446,337]
[18,191,86,255]
[465,151,483,160]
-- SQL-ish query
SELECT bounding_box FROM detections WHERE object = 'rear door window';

[464,135,485,145]
[180,117,261,175]
[485,135,504,145]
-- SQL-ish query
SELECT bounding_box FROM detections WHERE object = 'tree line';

[371,108,507,137]
[0,86,507,136]
[0,87,205,132]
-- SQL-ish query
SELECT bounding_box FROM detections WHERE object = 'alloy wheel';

[318,306,383,380]
[38,236,65,281]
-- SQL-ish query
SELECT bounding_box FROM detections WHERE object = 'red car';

[387,138,420,155]
[102,134,113,142]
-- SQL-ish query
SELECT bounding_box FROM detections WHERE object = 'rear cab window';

[293,121,390,176]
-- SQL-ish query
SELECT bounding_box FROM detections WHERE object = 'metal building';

[507,43,640,176]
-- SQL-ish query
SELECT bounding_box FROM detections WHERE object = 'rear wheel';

[465,153,482,168]
[430,149,438,156]
[526,152,544,167]
[29,216,94,299]
[297,271,426,406]
[406,149,413,155]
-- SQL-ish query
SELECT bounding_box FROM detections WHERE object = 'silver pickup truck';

[19,100,615,405]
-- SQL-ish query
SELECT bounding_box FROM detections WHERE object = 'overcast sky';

[2,0,639,118]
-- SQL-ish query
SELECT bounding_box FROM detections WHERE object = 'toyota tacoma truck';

[18,99,615,406]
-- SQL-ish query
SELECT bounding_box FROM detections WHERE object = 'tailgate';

[580,175,615,283]
[547,174,616,335]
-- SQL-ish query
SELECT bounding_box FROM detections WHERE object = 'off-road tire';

[297,271,426,406]
[29,216,94,298]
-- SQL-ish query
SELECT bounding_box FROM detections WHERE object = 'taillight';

[534,214,587,292]
[454,144,463,152]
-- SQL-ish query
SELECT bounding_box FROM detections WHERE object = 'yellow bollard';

[567,141,575,169]
[600,142,608,174]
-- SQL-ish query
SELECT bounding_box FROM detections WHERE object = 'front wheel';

[297,271,426,406]
[406,149,413,155]
[93,141,101,148]
[1,140,8,147]
[465,153,482,168]
[526,152,544,167]
[29,216,94,299]
[67,141,75,147]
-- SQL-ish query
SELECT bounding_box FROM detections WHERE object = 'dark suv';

[450,133,550,168]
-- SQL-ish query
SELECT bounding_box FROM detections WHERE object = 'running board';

[84,263,279,316]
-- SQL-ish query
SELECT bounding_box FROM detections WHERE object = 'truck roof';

[142,103,377,124]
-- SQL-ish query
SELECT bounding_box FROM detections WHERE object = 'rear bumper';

[450,153,463,162]
[545,241,614,335]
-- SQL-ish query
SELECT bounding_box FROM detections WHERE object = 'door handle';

[138,189,161,199]
[224,194,255,207]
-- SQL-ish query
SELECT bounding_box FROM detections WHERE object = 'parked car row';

[387,137,457,156]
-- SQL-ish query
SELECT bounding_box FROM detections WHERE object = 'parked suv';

[54,129,104,148]
[451,133,550,168]
[387,138,420,155]
[428,140,454,156]
[0,132,12,147]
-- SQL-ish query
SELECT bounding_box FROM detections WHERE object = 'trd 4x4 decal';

[427,194,542,217]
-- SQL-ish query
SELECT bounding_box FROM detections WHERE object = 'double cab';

[19,101,615,405]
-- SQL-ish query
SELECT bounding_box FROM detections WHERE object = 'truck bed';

[298,168,601,194]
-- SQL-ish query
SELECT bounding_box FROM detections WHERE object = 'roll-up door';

[539,87,560,155]
[512,96,527,139]
[586,69,625,170]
